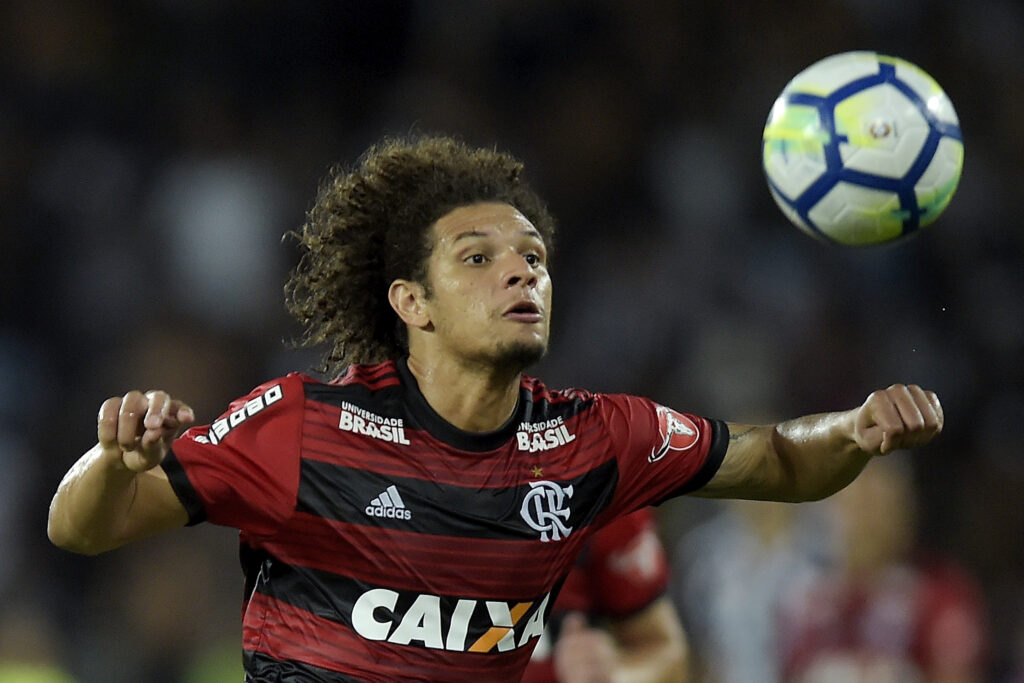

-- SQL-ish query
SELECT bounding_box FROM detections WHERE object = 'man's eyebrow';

[450,228,544,243]
[451,229,489,243]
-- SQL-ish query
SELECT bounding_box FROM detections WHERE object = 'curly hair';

[284,134,557,376]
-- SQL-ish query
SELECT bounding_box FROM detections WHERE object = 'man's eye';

[466,254,487,264]
[524,253,542,266]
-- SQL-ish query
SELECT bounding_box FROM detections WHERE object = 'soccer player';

[523,508,688,682]
[48,135,944,682]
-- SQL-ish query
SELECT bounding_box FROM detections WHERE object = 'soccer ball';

[762,51,963,246]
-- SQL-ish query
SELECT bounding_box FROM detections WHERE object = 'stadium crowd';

[1,1,1022,680]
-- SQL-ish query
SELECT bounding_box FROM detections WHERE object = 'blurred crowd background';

[1,1,1022,681]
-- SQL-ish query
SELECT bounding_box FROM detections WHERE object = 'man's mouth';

[503,300,542,323]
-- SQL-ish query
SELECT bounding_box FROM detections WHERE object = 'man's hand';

[852,383,943,455]
[554,613,618,683]
[49,390,194,554]
[98,390,195,472]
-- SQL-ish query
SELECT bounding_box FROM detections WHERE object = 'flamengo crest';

[520,481,573,542]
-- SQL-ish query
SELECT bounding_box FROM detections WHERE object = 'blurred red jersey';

[779,557,987,681]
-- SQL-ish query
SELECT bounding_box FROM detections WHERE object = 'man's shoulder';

[521,376,658,416]
[221,364,401,420]
[521,375,597,404]
[519,376,602,428]
[328,360,401,389]
[287,361,404,417]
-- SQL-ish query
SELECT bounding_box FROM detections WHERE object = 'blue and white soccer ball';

[762,51,963,246]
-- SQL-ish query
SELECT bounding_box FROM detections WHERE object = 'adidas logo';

[365,485,412,520]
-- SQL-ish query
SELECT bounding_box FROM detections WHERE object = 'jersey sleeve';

[160,374,305,536]
[594,393,728,517]
[586,508,670,619]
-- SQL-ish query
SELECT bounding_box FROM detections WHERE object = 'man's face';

[420,202,552,371]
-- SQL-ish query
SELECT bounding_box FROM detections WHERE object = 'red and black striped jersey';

[162,359,727,682]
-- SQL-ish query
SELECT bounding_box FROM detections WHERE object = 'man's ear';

[388,279,430,329]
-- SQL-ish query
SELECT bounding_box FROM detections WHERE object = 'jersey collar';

[396,357,529,452]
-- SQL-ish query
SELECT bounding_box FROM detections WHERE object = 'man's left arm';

[694,383,942,502]
[554,598,688,683]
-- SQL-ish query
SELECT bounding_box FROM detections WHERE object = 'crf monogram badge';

[520,481,573,542]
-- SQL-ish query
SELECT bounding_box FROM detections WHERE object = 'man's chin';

[494,340,547,373]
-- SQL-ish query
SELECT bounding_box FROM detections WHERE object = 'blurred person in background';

[777,457,987,682]
[672,498,830,682]
[523,508,687,682]
[47,135,944,681]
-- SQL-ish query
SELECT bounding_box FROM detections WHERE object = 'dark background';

[1,1,1021,680]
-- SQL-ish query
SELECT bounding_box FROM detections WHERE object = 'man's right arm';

[47,390,194,555]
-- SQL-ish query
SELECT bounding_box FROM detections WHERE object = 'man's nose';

[503,253,538,289]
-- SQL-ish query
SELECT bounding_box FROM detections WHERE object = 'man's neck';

[404,353,522,433]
